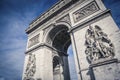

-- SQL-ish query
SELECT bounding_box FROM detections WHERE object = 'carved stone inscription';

[28,34,40,48]
[73,2,99,23]
[85,25,115,63]
[24,53,36,80]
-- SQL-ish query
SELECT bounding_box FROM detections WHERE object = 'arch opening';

[53,56,61,80]
[46,24,74,80]
[46,25,77,80]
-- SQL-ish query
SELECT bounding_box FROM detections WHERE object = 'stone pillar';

[62,56,70,80]
[22,46,53,80]
[70,13,120,79]
[68,0,120,79]
[90,58,120,80]
[70,32,83,80]
[42,47,53,80]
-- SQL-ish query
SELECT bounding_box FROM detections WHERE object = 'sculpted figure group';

[85,25,115,63]
[24,53,36,80]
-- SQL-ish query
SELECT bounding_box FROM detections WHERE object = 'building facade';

[22,0,120,80]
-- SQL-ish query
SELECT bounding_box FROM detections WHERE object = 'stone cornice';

[25,43,54,54]
[25,43,68,56]
[26,0,78,34]
[90,58,118,67]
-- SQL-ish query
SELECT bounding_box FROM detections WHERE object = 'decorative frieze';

[23,53,36,80]
[85,25,115,63]
[56,14,71,25]
[28,34,40,48]
[72,1,100,23]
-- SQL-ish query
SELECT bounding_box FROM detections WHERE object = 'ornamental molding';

[28,34,40,48]
[25,43,67,56]
[56,14,71,25]
[72,1,100,23]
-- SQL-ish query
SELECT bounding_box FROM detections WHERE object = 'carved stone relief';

[85,25,115,63]
[56,14,71,25]
[23,53,36,80]
[43,24,54,36]
[73,1,100,23]
[28,34,40,48]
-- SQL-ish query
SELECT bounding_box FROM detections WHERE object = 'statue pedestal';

[90,58,120,80]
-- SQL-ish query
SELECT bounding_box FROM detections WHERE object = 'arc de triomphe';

[22,0,120,80]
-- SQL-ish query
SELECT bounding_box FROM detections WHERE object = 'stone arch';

[55,21,72,29]
[43,22,72,80]
[43,22,71,46]
[23,0,120,80]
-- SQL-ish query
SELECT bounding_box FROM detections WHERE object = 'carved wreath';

[85,25,115,63]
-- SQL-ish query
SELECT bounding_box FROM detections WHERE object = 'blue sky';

[0,0,120,80]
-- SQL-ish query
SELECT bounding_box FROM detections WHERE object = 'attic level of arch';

[26,0,79,34]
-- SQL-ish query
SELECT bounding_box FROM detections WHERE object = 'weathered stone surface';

[23,0,120,80]
[90,59,120,80]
